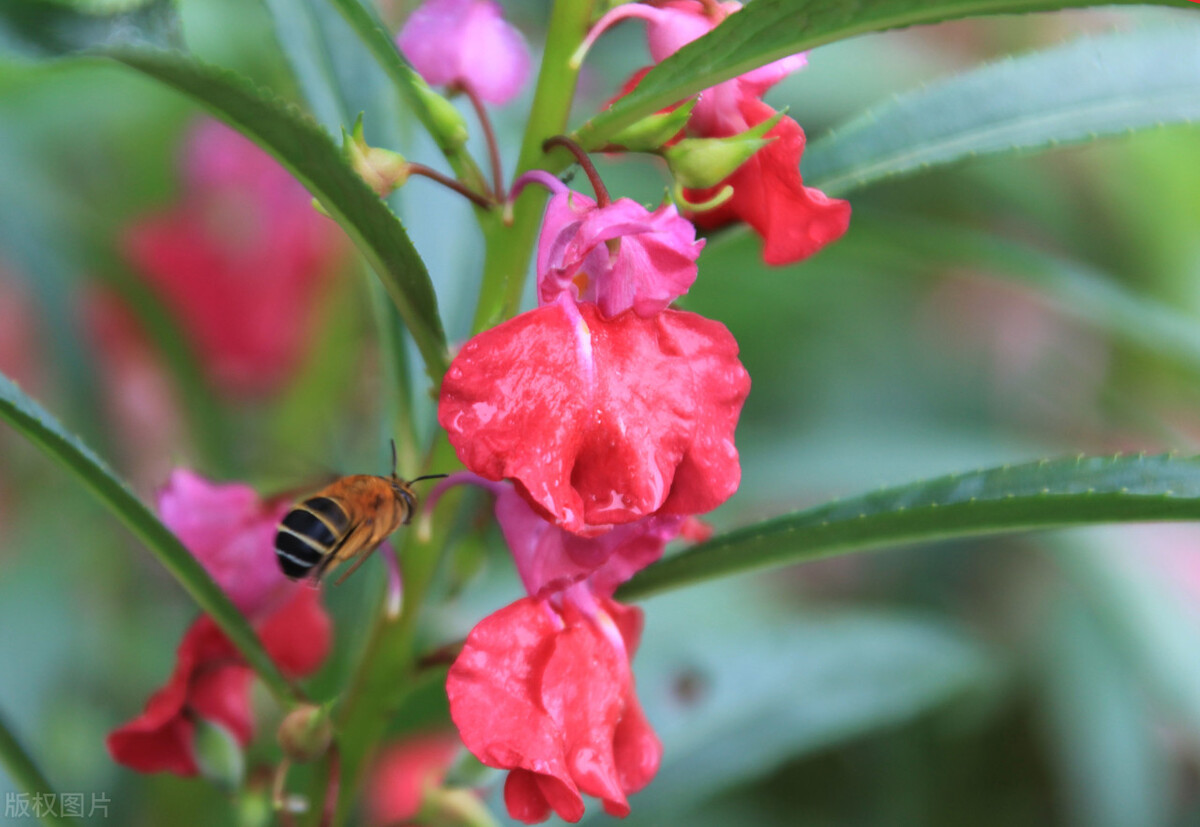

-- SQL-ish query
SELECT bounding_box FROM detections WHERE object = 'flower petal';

[441,303,747,535]
[686,99,851,265]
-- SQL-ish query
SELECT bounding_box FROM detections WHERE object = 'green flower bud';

[193,718,245,792]
[342,114,410,197]
[663,109,785,189]
[413,80,470,149]
[607,99,696,152]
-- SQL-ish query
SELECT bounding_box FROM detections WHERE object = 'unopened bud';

[606,99,695,152]
[662,110,785,189]
[194,718,245,792]
[277,704,333,764]
[342,114,410,197]
[418,786,499,827]
[413,80,470,149]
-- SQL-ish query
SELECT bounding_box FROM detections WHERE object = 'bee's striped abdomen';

[275,496,350,579]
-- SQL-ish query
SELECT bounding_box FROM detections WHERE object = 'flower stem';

[405,164,496,210]
[462,85,506,200]
[331,434,465,825]
[543,135,610,206]
[471,0,595,333]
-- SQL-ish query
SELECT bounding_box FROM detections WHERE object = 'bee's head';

[390,477,418,522]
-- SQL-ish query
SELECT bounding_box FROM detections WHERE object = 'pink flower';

[157,469,293,615]
[685,98,852,266]
[581,0,805,134]
[397,0,531,105]
[366,732,461,826]
[123,120,345,397]
[521,173,703,318]
[433,473,695,598]
[447,593,660,823]
[107,470,332,775]
[439,298,749,536]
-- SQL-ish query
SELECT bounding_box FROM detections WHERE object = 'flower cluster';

[107,471,331,775]
[437,162,749,820]
[588,0,851,265]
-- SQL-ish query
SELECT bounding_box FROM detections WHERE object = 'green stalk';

[471,0,594,333]
[332,435,464,825]
[0,711,67,827]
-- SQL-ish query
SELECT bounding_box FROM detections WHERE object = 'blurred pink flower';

[83,290,183,492]
[157,468,294,615]
[365,732,461,826]
[122,120,346,397]
[397,0,531,105]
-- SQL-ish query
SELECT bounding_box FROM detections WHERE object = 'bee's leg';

[332,546,379,586]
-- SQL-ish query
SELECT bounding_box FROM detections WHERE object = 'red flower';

[107,470,331,775]
[684,97,852,266]
[107,588,330,775]
[447,593,660,823]
[123,120,346,397]
[365,732,461,826]
[439,298,749,536]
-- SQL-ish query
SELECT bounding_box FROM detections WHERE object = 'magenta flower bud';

[397,0,531,105]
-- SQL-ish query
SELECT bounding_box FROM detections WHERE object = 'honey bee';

[274,447,444,584]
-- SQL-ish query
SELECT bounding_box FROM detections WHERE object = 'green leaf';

[618,454,1200,600]
[857,214,1200,379]
[0,709,66,827]
[805,26,1200,197]
[1036,590,1169,827]
[0,0,179,58]
[0,373,299,705]
[599,583,996,822]
[1054,530,1200,740]
[259,0,400,139]
[575,0,1196,149]
[0,0,450,380]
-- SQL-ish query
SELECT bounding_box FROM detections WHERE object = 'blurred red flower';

[397,0,531,105]
[0,266,41,392]
[365,732,461,826]
[107,589,329,775]
[447,593,660,823]
[122,120,346,397]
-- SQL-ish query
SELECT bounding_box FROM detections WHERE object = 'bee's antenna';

[409,473,449,484]
[390,439,398,478]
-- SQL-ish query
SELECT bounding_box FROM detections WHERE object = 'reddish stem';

[462,84,506,200]
[543,135,610,207]
[319,744,342,827]
[406,164,496,210]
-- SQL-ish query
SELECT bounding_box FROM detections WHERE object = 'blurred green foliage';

[1,1,1200,825]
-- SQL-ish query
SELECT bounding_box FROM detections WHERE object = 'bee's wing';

[312,519,383,585]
